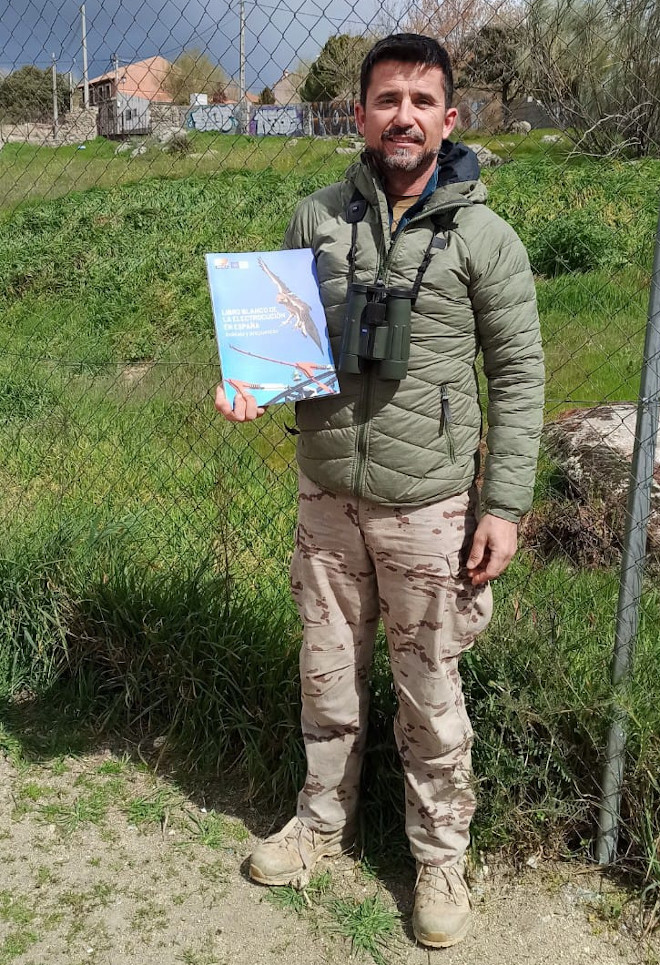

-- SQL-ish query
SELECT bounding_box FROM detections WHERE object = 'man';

[216,33,544,948]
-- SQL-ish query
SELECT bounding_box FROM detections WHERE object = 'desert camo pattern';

[290,472,494,866]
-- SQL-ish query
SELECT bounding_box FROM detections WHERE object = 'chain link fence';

[1,0,659,911]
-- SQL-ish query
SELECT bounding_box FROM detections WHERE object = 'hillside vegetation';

[1,137,659,888]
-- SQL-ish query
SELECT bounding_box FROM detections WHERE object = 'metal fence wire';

[1,0,659,908]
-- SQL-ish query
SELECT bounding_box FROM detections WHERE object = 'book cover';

[206,249,339,406]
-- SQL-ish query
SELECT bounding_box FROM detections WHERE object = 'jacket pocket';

[439,384,456,463]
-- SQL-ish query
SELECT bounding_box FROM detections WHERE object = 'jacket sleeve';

[468,214,545,523]
[283,199,313,250]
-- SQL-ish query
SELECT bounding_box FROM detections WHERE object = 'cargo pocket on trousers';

[441,551,493,658]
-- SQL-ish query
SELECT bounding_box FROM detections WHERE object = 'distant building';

[214,78,259,105]
[272,69,304,106]
[79,55,173,136]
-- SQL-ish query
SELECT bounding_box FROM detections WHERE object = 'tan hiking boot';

[412,862,472,948]
[249,817,354,889]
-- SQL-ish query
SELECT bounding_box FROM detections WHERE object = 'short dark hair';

[359,33,454,108]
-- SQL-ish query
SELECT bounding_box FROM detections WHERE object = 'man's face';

[355,60,458,174]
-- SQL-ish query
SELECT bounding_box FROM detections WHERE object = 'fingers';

[466,516,518,586]
[466,528,487,572]
[471,547,511,586]
[214,385,265,422]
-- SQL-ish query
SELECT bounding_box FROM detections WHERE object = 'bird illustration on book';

[257,256,323,351]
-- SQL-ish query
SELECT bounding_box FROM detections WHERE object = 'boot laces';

[269,817,328,870]
[415,864,471,908]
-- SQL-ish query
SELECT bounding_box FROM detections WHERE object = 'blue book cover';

[206,249,339,406]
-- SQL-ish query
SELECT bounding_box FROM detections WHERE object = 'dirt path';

[0,746,655,965]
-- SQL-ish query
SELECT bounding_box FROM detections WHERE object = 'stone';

[335,146,359,154]
[535,403,660,565]
[508,120,532,134]
[130,144,148,158]
[467,142,506,167]
[541,134,563,144]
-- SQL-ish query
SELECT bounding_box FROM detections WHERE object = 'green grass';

[0,133,351,212]
[266,871,334,915]
[0,135,658,896]
[330,895,401,965]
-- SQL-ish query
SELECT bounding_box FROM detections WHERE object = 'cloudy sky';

[0,0,382,90]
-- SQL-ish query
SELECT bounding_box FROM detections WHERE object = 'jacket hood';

[347,139,487,207]
[437,139,481,186]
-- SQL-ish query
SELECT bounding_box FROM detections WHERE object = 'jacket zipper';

[440,384,456,462]
[350,195,469,493]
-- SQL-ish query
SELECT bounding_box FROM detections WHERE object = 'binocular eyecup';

[338,282,412,381]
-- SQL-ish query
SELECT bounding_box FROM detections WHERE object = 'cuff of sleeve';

[480,505,522,524]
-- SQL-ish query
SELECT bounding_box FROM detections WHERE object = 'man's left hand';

[466,514,518,586]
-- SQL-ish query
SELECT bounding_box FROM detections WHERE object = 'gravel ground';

[0,747,656,965]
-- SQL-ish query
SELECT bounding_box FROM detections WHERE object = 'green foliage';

[0,65,70,124]
[330,895,400,965]
[299,34,373,102]
[529,211,618,275]
[258,86,275,105]
[527,0,660,157]
[460,22,527,112]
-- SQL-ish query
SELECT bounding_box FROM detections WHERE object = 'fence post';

[596,202,660,865]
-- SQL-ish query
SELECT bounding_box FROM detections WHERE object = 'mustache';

[382,126,424,143]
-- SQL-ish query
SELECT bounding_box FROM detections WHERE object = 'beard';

[365,127,439,173]
[368,145,440,172]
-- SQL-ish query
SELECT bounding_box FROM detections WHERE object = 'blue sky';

[0,0,381,90]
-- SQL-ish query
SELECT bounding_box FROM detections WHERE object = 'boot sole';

[249,841,353,887]
[413,917,471,949]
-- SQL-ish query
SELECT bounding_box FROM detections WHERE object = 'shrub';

[528,212,619,275]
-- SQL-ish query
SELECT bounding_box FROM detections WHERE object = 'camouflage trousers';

[290,473,494,866]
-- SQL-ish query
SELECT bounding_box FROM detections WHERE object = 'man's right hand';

[214,385,265,422]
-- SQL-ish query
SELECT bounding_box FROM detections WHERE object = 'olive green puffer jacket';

[285,145,545,522]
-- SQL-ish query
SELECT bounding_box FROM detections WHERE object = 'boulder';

[467,142,506,167]
[508,120,532,135]
[540,134,563,144]
[533,403,660,566]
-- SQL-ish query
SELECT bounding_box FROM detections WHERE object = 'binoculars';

[338,282,412,380]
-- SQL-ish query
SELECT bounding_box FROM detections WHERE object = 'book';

[206,248,339,407]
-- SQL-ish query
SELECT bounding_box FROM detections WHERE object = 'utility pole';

[68,69,73,112]
[52,53,59,138]
[81,4,89,108]
[239,0,246,133]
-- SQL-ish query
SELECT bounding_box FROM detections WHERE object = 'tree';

[460,20,529,122]
[526,0,660,156]
[164,48,227,105]
[0,65,70,124]
[258,86,275,105]
[300,34,374,102]
[378,0,498,67]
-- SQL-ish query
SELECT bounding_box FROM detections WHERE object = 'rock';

[114,141,131,154]
[467,142,506,167]
[287,138,299,147]
[130,144,148,158]
[335,146,359,154]
[508,120,532,134]
[541,134,563,144]
[533,403,660,566]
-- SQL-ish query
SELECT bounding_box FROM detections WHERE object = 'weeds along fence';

[1,0,660,893]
